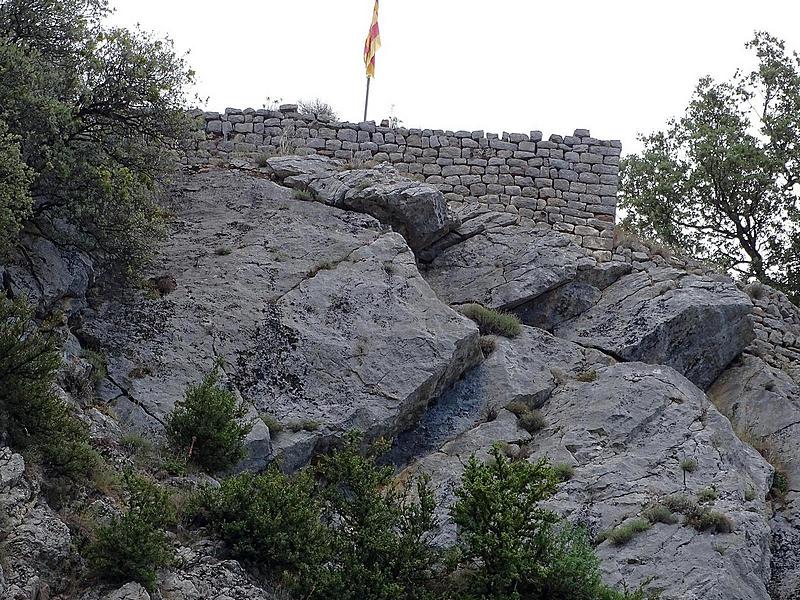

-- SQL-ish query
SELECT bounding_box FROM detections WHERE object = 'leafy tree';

[310,433,438,600]
[620,32,800,303]
[0,296,97,478]
[0,0,195,271]
[451,447,650,600]
[166,366,252,473]
[194,468,328,578]
[86,470,175,591]
[0,122,32,253]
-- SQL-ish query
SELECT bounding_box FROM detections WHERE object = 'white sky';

[110,0,800,154]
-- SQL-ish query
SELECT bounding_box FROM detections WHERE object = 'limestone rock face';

[387,326,612,466]
[0,448,72,600]
[405,362,774,600]
[555,267,754,389]
[3,232,94,313]
[709,354,800,599]
[265,155,458,253]
[82,169,481,471]
[422,210,586,309]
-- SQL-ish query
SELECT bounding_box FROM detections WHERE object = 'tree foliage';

[0,0,195,270]
[0,296,97,478]
[620,32,800,302]
[166,367,252,473]
[86,470,175,591]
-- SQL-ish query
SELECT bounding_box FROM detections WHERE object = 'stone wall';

[182,105,621,260]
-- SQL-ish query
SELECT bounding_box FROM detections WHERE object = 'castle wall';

[182,105,621,260]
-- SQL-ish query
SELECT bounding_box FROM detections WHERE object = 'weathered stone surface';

[103,583,151,600]
[709,354,800,599]
[264,155,458,253]
[3,232,94,313]
[710,355,800,519]
[422,209,586,309]
[555,267,754,389]
[0,448,72,600]
[82,170,481,471]
[405,363,774,600]
[387,326,611,466]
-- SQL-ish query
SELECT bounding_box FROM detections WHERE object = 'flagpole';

[363,77,371,122]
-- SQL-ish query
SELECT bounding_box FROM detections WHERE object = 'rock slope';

[2,155,799,599]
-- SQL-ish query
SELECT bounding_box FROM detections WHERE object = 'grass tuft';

[458,304,522,338]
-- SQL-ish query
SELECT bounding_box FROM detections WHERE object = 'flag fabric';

[363,0,381,78]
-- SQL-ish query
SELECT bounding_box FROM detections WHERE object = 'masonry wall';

[182,105,622,260]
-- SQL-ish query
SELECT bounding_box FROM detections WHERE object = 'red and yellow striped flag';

[363,0,381,78]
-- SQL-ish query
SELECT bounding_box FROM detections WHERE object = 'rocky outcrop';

[422,208,586,309]
[555,267,754,389]
[264,155,458,253]
[387,325,612,466]
[0,448,73,600]
[405,361,774,600]
[81,169,481,472]
[3,229,94,315]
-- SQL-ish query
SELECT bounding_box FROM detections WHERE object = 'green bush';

[642,503,678,525]
[458,304,522,338]
[0,121,32,253]
[518,409,547,433]
[661,494,734,534]
[86,471,174,591]
[451,447,639,599]
[0,0,195,271]
[197,433,438,599]
[0,296,98,479]
[310,434,438,600]
[603,518,651,546]
[194,468,326,577]
[166,367,252,473]
[680,458,698,473]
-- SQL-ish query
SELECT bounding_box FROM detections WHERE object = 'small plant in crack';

[293,189,314,201]
[215,246,232,256]
[575,369,598,383]
[697,486,718,503]
[457,303,521,338]
[307,261,334,277]
[598,518,651,546]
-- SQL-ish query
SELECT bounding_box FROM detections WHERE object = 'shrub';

[479,335,497,356]
[576,369,598,382]
[553,463,576,482]
[0,0,195,271]
[309,433,438,600]
[457,304,522,338]
[0,120,32,253]
[771,470,790,499]
[194,468,326,577]
[451,448,643,599]
[0,297,98,479]
[661,494,733,534]
[697,487,718,503]
[261,413,284,435]
[86,471,174,591]
[642,503,678,525]
[298,98,338,121]
[603,518,651,546]
[165,367,252,473]
[293,189,314,201]
[518,410,547,434]
[688,510,734,534]
[680,457,698,473]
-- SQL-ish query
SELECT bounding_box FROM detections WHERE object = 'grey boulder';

[422,210,586,310]
[555,267,754,389]
[265,155,458,253]
[82,170,481,472]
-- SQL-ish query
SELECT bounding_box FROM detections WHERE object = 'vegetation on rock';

[621,32,800,302]
[0,0,195,271]
[166,365,252,473]
[458,303,522,337]
[0,296,98,479]
[86,470,175,591]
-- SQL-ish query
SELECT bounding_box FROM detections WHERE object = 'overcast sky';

[110,1,800,154]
